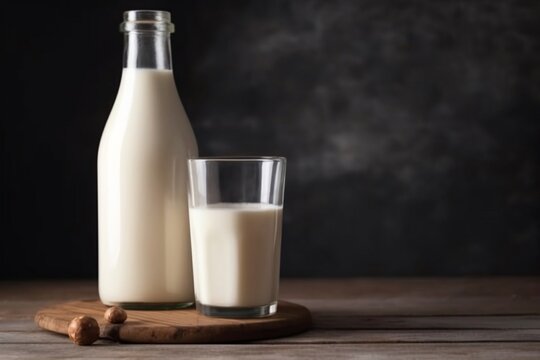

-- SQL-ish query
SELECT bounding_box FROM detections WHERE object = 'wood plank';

[0,281,98,301]
[3,329,540,345]
[0,321,36,332]
[3,305,540,332]
[4,314,540,333]
[313,314,540,330]
[293,297,540,316]
[1,330,69,344]
[5,307,540,332]
[265,329,540,343]
[1,343,539,359]
[3,297,540,325]
[1,301,56,319]
[280,277,540,299]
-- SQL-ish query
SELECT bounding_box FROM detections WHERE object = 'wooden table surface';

[1,278,540,359]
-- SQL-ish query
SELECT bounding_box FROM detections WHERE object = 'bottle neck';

[123,32,172,70]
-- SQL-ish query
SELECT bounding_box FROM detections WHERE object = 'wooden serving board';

[35,300,311,344]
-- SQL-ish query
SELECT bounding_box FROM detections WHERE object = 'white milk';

[98,68,198,305]
[189,203,283,308]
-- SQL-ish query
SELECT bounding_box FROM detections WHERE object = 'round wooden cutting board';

[35,300,311,344]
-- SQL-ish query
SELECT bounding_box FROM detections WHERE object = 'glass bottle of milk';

[98,10,198,309]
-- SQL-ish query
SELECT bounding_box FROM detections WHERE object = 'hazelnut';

[104,306,127,324]
[67,315,100,345]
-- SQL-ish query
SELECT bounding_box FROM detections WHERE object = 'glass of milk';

[187,157,286,317]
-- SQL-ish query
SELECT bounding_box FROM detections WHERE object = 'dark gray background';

[2,0,539,278]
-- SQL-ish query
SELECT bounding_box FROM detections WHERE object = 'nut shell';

[67,315,100,345]
[104,306,128,324]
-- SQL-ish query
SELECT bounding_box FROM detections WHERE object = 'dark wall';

[2,1,539,278]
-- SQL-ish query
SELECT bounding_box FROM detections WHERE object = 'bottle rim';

[120,10,175,33]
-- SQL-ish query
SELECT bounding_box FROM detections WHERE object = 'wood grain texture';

[4,329,540,344]
[34,300,312,343]
[1,343,540,359]
[2,278,540,358]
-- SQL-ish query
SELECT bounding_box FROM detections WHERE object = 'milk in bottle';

[98,10,197,308]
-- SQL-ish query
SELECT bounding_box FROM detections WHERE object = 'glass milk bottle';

[98,10,198,309]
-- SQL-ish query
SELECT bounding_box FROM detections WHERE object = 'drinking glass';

[187,157,286,317]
